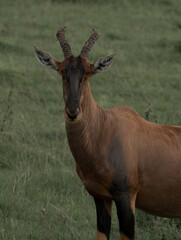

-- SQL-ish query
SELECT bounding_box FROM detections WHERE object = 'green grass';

[0,0,181,239]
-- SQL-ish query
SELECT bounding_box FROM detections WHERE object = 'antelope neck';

[65,82,103,162]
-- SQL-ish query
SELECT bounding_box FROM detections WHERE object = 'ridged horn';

[79,28,100,58]
[56,27,72,57]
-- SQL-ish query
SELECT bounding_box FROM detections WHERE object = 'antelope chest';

[76,162,114,200]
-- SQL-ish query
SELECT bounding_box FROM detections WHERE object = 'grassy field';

[0,0,181,239]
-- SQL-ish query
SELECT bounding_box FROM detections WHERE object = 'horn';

[79,28,100,58]
[56,27,72,57]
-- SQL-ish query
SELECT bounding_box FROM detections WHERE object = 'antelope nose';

[65,107,80,120]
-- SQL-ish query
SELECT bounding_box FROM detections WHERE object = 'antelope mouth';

[65,108,80,121]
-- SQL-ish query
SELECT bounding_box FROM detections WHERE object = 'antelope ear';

[93,54,115,73]
[33,45,59,70]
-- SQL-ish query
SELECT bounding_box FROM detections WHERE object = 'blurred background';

[0,0,181,239]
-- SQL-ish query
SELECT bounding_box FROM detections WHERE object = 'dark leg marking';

[114,191,134,239]
[108,136,135,239]
[94,198,111,240]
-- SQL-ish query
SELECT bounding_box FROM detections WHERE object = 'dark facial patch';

[94,198,111,239]
[108,137,134,239]
[65,56,85,113]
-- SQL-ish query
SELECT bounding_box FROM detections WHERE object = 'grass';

[0,0,181,239]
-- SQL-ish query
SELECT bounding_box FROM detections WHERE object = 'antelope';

[34,27,181,240]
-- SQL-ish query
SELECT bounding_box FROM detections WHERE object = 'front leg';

[113,191,136,240]
[94,197,112,240]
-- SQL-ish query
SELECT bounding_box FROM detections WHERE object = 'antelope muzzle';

[65,107,80,120]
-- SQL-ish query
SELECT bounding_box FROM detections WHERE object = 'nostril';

[66,107,80,120]
[66,107,79,116]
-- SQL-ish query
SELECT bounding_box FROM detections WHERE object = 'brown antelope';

[34,27,181,240]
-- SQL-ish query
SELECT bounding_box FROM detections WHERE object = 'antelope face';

[34,28,115,121]
[59,56,94,120]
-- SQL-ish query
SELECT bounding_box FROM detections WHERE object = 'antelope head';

[34,27,115,121]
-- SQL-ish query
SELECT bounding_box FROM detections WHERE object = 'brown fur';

[34,40,181,240]
[65,80,181,217]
